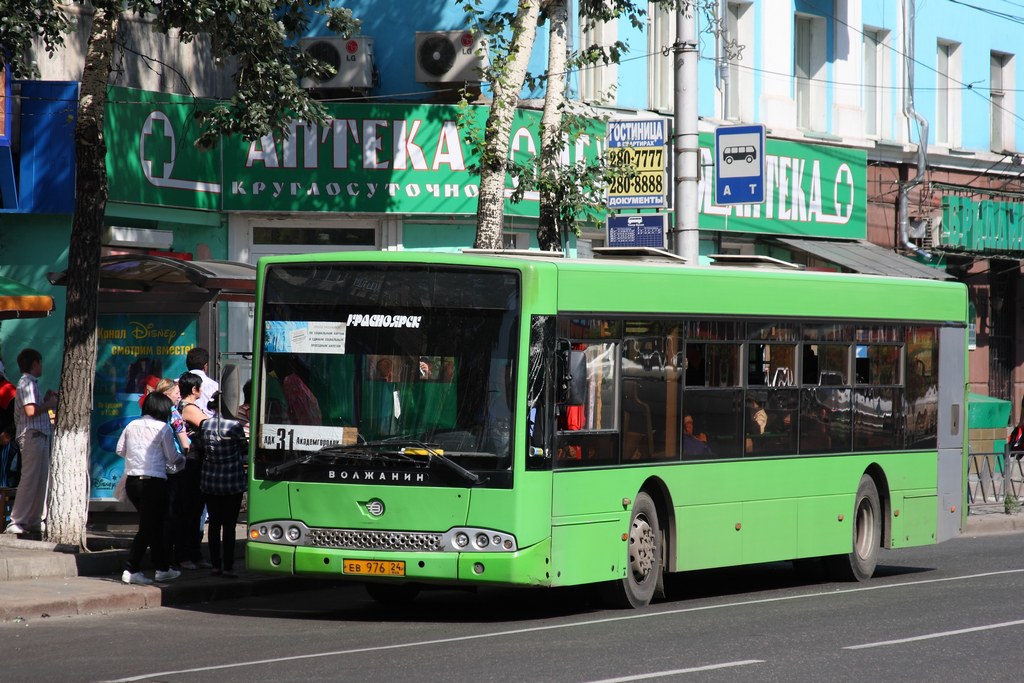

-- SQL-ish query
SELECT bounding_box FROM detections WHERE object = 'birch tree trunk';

[474,0,541,249]
[47,5,118,548]
[537,0,568,252]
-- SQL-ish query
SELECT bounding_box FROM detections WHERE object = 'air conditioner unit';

[414,31,488,84]
[299,36,375,90]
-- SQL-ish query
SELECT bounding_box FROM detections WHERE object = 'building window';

[936,40,962,147]
[647,2,675,112]
[579,4,617,104]
[991,51,1014,153]
[794,14,825,131]
[863,27,891,139]
[726,2,753,122]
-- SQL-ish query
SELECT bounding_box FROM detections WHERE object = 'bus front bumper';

[246,537,553,587]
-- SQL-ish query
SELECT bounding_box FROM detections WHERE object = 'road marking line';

[99,568,1024,682]
[585,660,764,682]
[845,619,1024,650]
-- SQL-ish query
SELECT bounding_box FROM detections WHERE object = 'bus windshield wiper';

[266,445,411,476]
[265,440,482,485]
[266,451,340,477]
[400,439,482,485]
[361,438,482,485]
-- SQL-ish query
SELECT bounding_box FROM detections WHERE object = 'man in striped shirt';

[5,348,58,536]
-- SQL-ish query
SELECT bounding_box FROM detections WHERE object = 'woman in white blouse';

[116,392,185,585]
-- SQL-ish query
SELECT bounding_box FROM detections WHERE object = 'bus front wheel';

[599,491,661,608]
[827,475,881,582]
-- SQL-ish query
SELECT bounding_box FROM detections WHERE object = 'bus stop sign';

[714,124,765,205]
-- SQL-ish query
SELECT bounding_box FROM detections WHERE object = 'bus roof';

[256,250,968,325]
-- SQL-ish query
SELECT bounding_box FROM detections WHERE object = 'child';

[116,392,185,585]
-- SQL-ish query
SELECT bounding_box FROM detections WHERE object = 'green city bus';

[245,250,967,608]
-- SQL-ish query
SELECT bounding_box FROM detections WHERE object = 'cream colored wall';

[30,5,235,98]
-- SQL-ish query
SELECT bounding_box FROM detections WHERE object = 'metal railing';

[968,446,1022,507]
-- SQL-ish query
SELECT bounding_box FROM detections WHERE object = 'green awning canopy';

[0,275,54,319]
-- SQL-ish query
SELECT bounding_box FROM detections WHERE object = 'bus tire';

[827,475,881,582]
[599,491,661,608]
[365,582,421,605]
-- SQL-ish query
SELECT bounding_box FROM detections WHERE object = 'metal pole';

[674,1,700,262]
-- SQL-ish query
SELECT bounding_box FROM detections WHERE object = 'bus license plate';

[343,559,406,576]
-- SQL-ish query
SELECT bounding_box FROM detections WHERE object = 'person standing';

[0,361,21,528]
[5,348,57,536]
[117,392,184,585]
[176,371,213,570]
[155,378,189,569]
[200,391,249,578]
[186,347,219,418]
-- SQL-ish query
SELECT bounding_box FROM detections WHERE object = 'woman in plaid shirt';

[199,392,248,577]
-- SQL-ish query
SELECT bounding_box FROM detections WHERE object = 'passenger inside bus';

[682,414,712,456]
[280,356,322,426]
[745,396,767,453]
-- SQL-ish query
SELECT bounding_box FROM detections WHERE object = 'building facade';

[1,0,1022,465]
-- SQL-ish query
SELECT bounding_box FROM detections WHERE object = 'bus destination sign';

[606,119,668,209]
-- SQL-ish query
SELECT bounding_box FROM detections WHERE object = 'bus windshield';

[253,263,521,486]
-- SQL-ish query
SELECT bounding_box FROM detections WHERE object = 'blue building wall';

[912,0,1022,152]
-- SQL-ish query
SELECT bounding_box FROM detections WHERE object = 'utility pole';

[673,1,700,263]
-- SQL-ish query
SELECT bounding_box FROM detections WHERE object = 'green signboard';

[106,87,602,217]
[106,86,866,238]
[695,134,866,239]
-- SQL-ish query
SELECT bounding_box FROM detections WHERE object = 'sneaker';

[179,560,198,570]
[3,523,24,535]
[154,568,181,582]
[122,570,154,585]
[194,560,213,569]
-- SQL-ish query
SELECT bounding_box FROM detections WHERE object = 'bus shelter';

[48,255,255,502]
[0,274,55,319]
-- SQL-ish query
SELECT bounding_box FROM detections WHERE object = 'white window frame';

[647,2,676,112]
[579,4,618,104]
[794,13,826,131]
[726,1,754,122]
[862,27,892,139]
[936,40,962,148]
[991,51,1015,153]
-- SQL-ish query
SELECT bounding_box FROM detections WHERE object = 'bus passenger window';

[557,341,618,432]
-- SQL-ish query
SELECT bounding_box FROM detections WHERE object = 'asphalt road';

[5,531,1024,682]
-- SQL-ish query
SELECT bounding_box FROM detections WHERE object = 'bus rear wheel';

[599,491,661,608]
[365,582,421,606]
[827,475,881,582]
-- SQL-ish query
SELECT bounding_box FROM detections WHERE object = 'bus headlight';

[286,526,302,542]
[443,527,517,552]
[269,525,284,541]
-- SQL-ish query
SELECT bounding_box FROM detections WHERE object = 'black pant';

[164,471,186,566]
[178,459,206,563]
[125,476,170,573]
[204,492,243,571]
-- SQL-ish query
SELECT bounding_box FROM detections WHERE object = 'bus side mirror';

[557,341,588,406]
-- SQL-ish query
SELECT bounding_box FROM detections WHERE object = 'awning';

[48,255,256,303]
[776,238,953,280]
[0,275,55,319]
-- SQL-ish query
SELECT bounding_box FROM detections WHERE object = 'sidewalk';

[0,515,315,623]
[0,508,1020,623]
